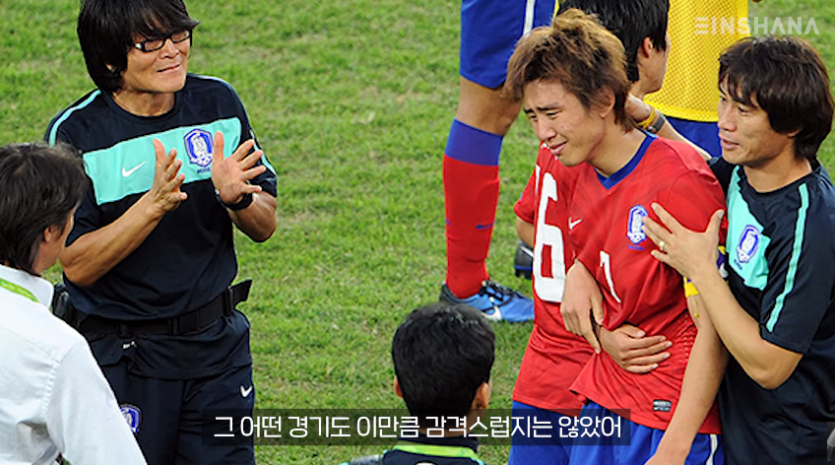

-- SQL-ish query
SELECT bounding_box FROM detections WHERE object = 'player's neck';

[589,127,646,178]
[630,81,650,101]
[111,90,175,117]
[744,149,812,193]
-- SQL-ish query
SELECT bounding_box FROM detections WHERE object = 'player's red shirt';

[513,143,594,414]
[568,135,724,434]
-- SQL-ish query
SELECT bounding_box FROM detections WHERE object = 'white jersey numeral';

[600,250,622,303]
[533,171,567,302]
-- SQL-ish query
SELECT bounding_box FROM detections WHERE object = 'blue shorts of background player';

[508,401,574,465]
[567,402,724,465]
[460,0,556,89]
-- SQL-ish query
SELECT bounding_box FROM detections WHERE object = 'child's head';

[392,303,495,427]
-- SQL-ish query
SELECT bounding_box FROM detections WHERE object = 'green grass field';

[1,0,834,463]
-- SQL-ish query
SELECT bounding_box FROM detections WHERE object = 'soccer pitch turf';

[1,0,834,463]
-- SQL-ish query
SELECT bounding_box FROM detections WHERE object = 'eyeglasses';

[133,30,192,53]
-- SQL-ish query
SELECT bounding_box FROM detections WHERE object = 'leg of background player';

[441,76,533,322]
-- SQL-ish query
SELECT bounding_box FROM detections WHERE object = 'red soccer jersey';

[513,143,594,414]
[567,135,724,434]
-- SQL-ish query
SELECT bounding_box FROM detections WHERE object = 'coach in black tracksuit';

[45,0,277,463]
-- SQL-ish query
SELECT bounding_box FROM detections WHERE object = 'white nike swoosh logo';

[569,218,583,230]
[240,386,253,398]
[121,161,146,177]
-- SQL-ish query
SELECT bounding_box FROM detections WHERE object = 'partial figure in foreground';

[341,302,495,465]
[0,142,146,464]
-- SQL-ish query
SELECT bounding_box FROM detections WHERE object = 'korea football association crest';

[184,128,214,168]
[627,205,648,244]
[120,404,141,434]
[736,225,760,264]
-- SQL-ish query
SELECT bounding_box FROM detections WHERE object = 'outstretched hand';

[211,132,266,205]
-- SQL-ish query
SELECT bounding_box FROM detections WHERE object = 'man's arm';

[211,132,277,242]
[516,217,534,247]
[61,140,187,286]
[686,266,801,389]
[565,260,671,370]
[646,294,728,464]
[643,204,804,389]
[625,95,712,161]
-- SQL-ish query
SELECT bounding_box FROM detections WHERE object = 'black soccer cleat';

[514,240,533,280]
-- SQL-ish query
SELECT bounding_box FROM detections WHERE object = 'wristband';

[215,190,254,211]
[645,111,667,134]
[637,105,657,130]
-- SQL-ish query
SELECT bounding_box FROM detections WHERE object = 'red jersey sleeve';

[657,169,726,244]
[515,167,538,225]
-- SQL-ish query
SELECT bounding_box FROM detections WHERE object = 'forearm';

[628,96,711,161]
[656,312,727,459]
[61,195,164,286]
[516,217,534,247]
[690,271,790,388]
[229,191,277,242]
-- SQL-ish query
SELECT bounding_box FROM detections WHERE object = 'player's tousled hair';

[0,142,88,275]
[558,0,669,83]
[392,303,495,428]
[719,35,834,165]
[505,9,635,132]
[78,0,200,94]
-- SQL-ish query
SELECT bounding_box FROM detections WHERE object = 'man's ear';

[393,376,403,399]
[43,223,64,245]
[641,36,654,59]
[470,381,491,410]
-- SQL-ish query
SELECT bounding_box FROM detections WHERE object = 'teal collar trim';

[392,441,480,461]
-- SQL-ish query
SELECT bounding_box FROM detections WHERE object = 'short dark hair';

[77,0,199,93]
[0,143,88,274]
[558,0,669,82]
[719,36,834,164]
[505,9,634,132]
[392,303,495,427]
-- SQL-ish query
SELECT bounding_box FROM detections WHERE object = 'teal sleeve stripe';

[83,118,241,205]
[47,90,101,145]
[767,184,809,332]
[260,150,277,176]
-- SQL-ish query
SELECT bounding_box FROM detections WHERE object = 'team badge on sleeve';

[184,129,214,168]
[121,404,141,433]
[736,225,760,264]
[627,205,648,244]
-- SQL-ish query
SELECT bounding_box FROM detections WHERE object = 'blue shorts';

[508,401,573,465]
[460,0,556,88]
[568,402,724,465]
[667,117,721,158]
